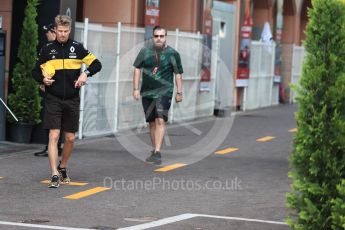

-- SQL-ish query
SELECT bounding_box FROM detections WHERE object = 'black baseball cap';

[43,23,55,33]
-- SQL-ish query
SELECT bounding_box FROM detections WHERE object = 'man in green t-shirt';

[133,25,183,165]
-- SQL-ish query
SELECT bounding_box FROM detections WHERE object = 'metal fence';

[73,20,302,138]
[290,44,306,103]
[74,21,219,138]
[243,41,276,110]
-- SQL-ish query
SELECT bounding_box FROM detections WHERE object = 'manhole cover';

[21,219,50,224]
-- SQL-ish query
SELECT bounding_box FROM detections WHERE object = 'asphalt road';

[0,104,296,230]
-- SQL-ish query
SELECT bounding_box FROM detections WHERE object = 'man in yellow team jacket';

[33,15,102,188]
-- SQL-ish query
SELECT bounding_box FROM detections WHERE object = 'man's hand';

[175,93,182,103]
[39,84,46,92]
[43,77,55,86]
[133,89,140,100]
[75,72,88,88]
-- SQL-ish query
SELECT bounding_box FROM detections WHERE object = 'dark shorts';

[44,93,80,133]
[142,96,172,122]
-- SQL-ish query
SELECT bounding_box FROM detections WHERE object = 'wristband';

[84,70,91,77]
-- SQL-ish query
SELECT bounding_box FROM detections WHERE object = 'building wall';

[0,0,12,98]
[280,0,305,102]
[82,0,240,34]
[160,0,200,32]
[253,8,274,38]
[83,0,144,27]
[282,14,295,43]
[83,0,202,32]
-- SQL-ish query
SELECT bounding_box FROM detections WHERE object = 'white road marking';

[118,214,197,230]
[181,123,203,136]
[197,214,288,225]
[0,213,287,230]
[118,213,287,230]
[0,221,95,230]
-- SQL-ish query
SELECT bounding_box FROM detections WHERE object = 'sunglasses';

[153,35,165,38]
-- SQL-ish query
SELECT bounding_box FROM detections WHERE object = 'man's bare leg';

[59,132,75,168]
[48,129,60,176]
[154,118,165,152]
[149,122,156,151]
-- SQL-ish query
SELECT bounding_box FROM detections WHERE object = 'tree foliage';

[7,0,41,124]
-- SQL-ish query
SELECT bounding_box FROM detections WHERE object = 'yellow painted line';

[256,136,275,142]
[154,163,188,172]
[215,147,239,155]
[289,128,298,133]
[40,180,88,186]
[64,187,110,200]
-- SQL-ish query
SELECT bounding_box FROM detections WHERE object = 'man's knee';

[64,133,75,144]
[49,130,60,142]
[155,118,165,126]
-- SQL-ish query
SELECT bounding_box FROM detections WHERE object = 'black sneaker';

[48,175,60,188]
[57,162,71,184]
[34,146,48,157]
[146,151,162,165]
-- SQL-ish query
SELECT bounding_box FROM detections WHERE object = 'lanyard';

[155,50,160,66]
[153,50,159,75]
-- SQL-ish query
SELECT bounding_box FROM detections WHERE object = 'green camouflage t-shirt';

[133,45,183,98]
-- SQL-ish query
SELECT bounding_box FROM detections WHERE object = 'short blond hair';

[55,15,72,27]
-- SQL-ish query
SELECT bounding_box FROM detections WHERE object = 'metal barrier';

[290,44,305,104]
[244,41,276,110]
[73,20,303,138]
[74,21,219,138]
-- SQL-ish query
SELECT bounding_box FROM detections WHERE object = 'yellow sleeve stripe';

[64,59,83,69]
[82,53,97,66]
[45,59,83,70]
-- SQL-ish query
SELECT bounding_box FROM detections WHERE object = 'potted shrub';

[7,0,41,143]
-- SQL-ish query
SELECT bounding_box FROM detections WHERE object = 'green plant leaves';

[288,0,345,229]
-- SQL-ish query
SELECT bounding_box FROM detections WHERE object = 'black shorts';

[44,93,80,133]
[142,96,172,122]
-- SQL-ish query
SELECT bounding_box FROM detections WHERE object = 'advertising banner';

[200,0,213,91]
[237,0,252,79]
[145,0,160,40]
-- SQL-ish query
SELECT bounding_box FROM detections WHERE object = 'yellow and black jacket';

[33,39,102,99]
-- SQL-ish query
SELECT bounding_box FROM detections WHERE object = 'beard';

[154,41,166,50]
